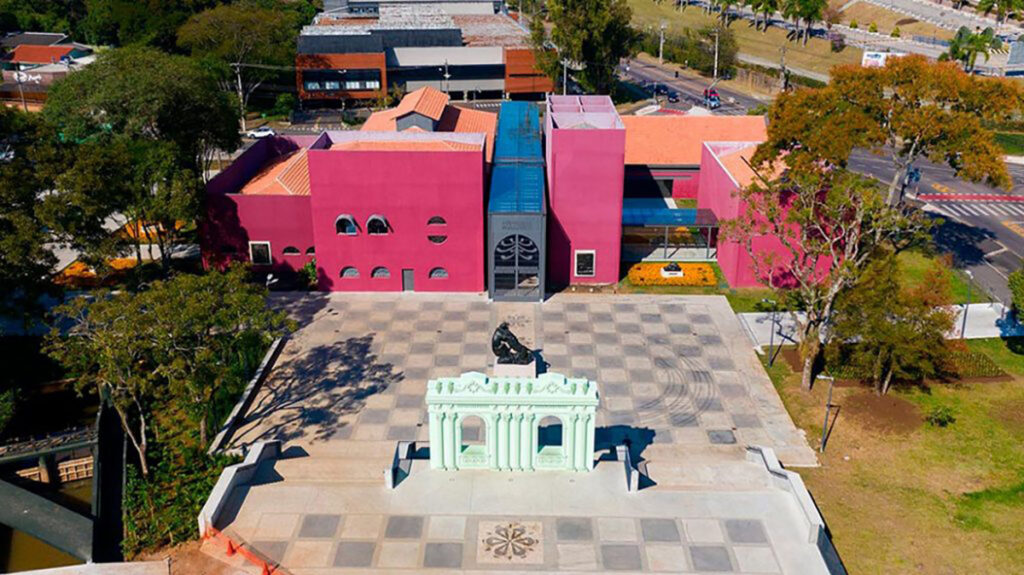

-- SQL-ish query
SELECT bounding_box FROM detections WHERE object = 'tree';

[747,0,779,31]
[142,266,290,445]
[48,290,159,476]
[976,0,1022,23]
[0,106,59,331]
[755,55,1022,206]
[178,3,298,131]
[43,45,240,177]
[826,254,955,394]
[944,26,1002,72]
[530,0,638,94]
[721,165,931,390]
[1008,268,1024,313]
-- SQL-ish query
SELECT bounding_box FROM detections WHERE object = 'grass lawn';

[897,249,990,304]
[765,343,1024,573]
[628,0,863,77]
[835,0,953,40]
[995,132,1024,156]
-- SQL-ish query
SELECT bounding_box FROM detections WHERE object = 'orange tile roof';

[237,150,311,196]
[330,140,482,152]
[621,115,767,166]
[10,44,74,64]
[394,86,450,121]
[361,108,402,131]
[438,105,497,162]
[713,143,784,188]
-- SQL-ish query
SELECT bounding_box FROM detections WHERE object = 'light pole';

[712,27,720,80]
[762,298,778,366]
[659,21,668,65]
[817,374,835,453]
[960,270,974,339]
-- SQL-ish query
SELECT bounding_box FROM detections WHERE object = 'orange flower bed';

[55,258,140,288]
[627,262,717,287]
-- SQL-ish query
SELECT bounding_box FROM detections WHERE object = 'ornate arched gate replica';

[426,372,599,472]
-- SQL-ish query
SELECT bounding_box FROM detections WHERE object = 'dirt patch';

[779,347,862,387]
[841,391,922,435]
[138,540,241,575]
[993,398,1024,435]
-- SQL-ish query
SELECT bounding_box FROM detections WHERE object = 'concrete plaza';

[210,293,827,573]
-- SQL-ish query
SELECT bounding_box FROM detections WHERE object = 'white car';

[246,126,276,139]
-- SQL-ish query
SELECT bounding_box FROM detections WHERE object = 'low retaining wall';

[18,561,169,575]
[746,446,847,575]
[207,337,285,455]
[197,440,281,538]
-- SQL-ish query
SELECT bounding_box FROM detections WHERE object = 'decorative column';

[509,412,522,470]
[575,413,587,471]
[487,413,499,470]
[429,409,443,470]
[585,413,596,471]
[563,414,576,471]
[442,411,457,470]
[497,411,509,470]
[526,413,537,471]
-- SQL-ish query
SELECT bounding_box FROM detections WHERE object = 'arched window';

[340,267,359,278]
[371,266,390,279]
[335,215,357,235]
[282,246,300,256]
[367,215,389,235]
[427,216,447,226]
[538,416,563,448]
[305,246,315,255]
[428,235,447,245]
[429,267,449,279]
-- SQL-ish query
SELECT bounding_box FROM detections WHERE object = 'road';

[848,149,1024,302]
[620,58,763,115]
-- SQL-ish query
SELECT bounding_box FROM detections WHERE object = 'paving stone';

[334,541,376,568]
[724,519,768,544]
[684,519,725,543]
[690,545,734,572]
[387,425,418,440]
[252,540,289,564]
[732,413,762,428]
[641,518,681,543]
[601,544,643,571]
[733,546,780,573]
[646,544,690,572]
[340,515,382,539]
[688,370,714,383]
[697,398,725,412]
[424,542,464,568]
[597,518,637,542]
[255,513,299,538]
[558,543,598,570]
[298,514,341,538]
[556,517,594,541]
[669,412,699,427]
[707,356,735,370]
[283,540,334,568]
[603,383,629,397]
[395,394,424,408]
[428,516,466,540]
[359,409,390,424]
[718,383,747,398]
[698,334,723,345]
[707,430,737,444]
[378,541,421,568]
[385,515,425,539]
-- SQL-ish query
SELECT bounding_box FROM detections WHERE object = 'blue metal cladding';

[621,207,719,227]
[488,101,545,214]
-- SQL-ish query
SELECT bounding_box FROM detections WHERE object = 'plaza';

[204,292,831,573]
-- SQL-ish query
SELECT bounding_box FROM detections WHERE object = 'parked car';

[667,91,680,103]
[246,126,276,139]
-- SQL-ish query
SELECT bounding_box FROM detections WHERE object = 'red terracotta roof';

[9,44,74,64]
[621,115,767,166]
[237,150,311,196]
[394,86,450,121]
[438,105,497,162]
[712,143,784,188]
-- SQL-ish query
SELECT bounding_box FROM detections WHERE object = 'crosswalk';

[932,202,1024,218]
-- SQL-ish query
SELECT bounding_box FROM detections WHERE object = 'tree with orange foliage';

[754,54,1022,206]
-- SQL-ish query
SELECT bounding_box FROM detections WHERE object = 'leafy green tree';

[755,54,1022,206]
[976,0,1022,23]
[943,26,1002,72]
[0,0,86,36]
[43,45,239,177]
[143,266,291,445]
[178,3,299,131]
[721,166,931,391]
[684,25,737,77]
[530,0,638,94]
[0,388,15,435]
[1008,268,1024,313]
[826,254,955,394]
[0,107,59,330]
[747,0,779,32]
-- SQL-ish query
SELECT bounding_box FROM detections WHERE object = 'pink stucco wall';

[307,148,485,292]
[546,123,626,286]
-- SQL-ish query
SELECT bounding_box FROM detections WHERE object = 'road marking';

[959,204,982,215]
[1002,220,1024,238]
[1006,204,1024,216]
[944,204,968,216]
[931,183,955,194]
[976,204,1000,216]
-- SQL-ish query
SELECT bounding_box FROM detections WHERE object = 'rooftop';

[547,95,624,130]
[621,115,767,166]
[0,31,67,49]
[305,4,528,46]
[237,149,312,196]
[8,44,75,65]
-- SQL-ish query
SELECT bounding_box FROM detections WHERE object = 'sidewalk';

[737,302,1024,348]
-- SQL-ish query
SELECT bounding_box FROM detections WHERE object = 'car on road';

[246,126,276,139]
[667,91,679,103]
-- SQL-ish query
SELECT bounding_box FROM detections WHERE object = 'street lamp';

[762,298,778,366]
[960,270,974,339]
[817,373,836,453]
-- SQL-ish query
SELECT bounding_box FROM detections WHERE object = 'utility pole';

[15,74,27,113]
[443,60,451,94]
[713,27,720,80]
[779,44,788,92]
[561,58,569,95]
[659,21,668,64]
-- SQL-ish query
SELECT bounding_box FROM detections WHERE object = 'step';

[264,455,392,484]
[287,439,407,459]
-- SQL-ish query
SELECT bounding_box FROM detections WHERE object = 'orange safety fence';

[203,525,289,575]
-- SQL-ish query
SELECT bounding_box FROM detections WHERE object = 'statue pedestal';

[493,359,538,378]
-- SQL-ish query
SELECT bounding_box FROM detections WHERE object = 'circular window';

[429,267,449,279]
[371,266,390,279]
[428,235,448,245]
[282,246,300,256]
[340,267,359,278]
[427,216,447,226]
[305,246,315,255]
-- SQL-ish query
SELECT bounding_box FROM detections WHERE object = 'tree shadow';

[230,333,403,445]
[930,213,997,268]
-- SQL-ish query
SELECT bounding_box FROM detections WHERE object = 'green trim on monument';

[425,372,600,472]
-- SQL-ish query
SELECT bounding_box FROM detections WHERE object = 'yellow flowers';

[627,262,717,286]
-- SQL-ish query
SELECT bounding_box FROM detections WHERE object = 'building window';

[325,81,340,91]
[428,235,447,244]
[282,246,300,256]
[367,215,389,235]
[340,267,359,278]
[304,80,322,91]
[249,242,272,265]
[345,80,361,90]
[429,267,449,279]
[371,266,390,279]
[427,216,446,226]
[574,250,595,277]
[365,80,381,90]
[336,215,358,235]
[305,246,315,255]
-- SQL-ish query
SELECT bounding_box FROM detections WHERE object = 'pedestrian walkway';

[737,302,1024,349]
[934,201,1024,217]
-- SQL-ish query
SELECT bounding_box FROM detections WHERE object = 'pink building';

[545,95,626,286]
[202,130,486,292]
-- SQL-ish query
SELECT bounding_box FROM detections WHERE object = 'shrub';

[925,405,956,427]
[271,93,296,117]
[627,262,717,286]
[891,26,901,37]
[300,258,319,290]
[869,22,878,33]
[1008,268,1024,313]
[850,20,858,29]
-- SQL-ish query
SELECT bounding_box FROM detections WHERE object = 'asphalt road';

[848,149,1024,302]
[619,58,763,115]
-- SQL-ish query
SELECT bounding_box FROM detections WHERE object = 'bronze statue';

[491,322,533,365]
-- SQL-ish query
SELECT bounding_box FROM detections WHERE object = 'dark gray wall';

[488,213,546,302]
